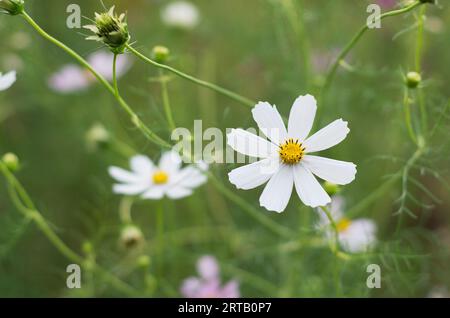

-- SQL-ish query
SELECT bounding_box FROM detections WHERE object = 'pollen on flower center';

[279,138,305,164]
[152,170,169,184]
[336,218,352,233]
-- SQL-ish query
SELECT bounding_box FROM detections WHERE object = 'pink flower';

[180,256,240,298]
[377,0,397,9]
[48,51,132,93]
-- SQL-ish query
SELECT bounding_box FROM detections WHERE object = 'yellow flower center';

[336,218,352,233]
[279,138,305,164]
[152,170,169,184]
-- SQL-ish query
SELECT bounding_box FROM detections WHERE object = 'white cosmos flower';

[161,1,200,30]
[317,196,377,253]
[0,70,16,91]
[227,94,357,212]
[109,151,207,200]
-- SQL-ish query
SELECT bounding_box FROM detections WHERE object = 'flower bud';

[137,255,151,268]
[120,224,144,249]
[85,122,110,151]
[2,152,20,171]
[82,241,93,255]
[152,45,170,64]
[84,6,130,54]
[406,71,421,89]
[0,0,24,15]
[323,181,340,196]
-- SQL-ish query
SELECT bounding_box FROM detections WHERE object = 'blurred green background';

[0,0,449,297]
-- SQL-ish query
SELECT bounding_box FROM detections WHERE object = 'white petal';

[0,71,16,91]
[293,164,331,208]
[172,166,207,189]
[302,155,356,185]
[303,119,350,153]
[259,164,294,213]
[339,219,377,253]
[330,195,345,219]
[159,150,182,174]
[195,160,209,172]
[251,102,287,145]
[130,155,154,175]
[227,128,278,158]
[166,186,193,199]
[113,183,149,195]
[228,158,277,190]
[141,186,165,199]
[108,166,141,183]
[316,196,345,226]
[287,94,317,141]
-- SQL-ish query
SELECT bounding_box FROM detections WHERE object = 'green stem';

[0,162,137,296]
[113,53,119,97]
[281,0,311,90]
[415,5,428,137]
[159,69,176,131]
[119,196,134,224]
[21,11,169,149]
[394,146,425,234]
[403,88,418,145]
[156,202,165,278]
[415,6,426,72]
[21,12,113,94]
[208,172,293,239]
[346,173,400,218]
[320,206,339,250]
[320,1,423,102]
[126,44,255,108]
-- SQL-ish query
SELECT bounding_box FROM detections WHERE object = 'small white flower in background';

[109,150,208,200]
[181,255,240,298]
[85,122,110,151]
[0,70,16,91]
[317,196,377,253]
[227,94,356,213]
[427,286,450,298]
[48,50,132,93]
[161,1,200,30]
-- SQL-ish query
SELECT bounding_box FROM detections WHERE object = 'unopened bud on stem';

[2,152,20,171]
[152,45,170,64]
[120,224,144,249]
[406,71,421,89]
[84,6,130,54]
[324,181,340,196]
[0,0,24,15]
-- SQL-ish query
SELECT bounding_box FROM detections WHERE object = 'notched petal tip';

[259,200,285,213]
[306,196,331,208]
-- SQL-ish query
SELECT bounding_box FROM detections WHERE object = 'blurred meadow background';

[0,0,449,297]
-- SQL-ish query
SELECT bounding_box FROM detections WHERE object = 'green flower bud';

[85,122,110,151]
[152,45,170,64]
[406,71,421,89]
[137,255,151,268]
[82,241,94,255]
[0,0,24,15]
[120,224,144,249]
[2,152,20,171]
[84,6,130,54]
[323,181,340,196]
